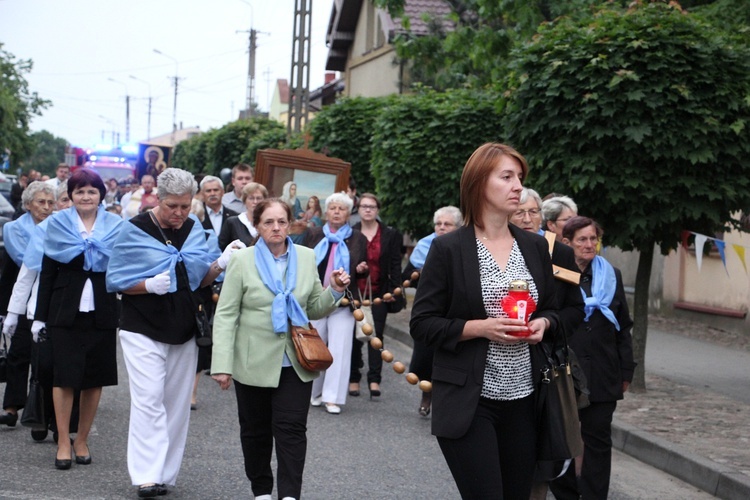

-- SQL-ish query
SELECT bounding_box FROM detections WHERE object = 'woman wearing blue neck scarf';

[550,216,636,500]
[0,181,56,429]
[30,169,123,470]
[106,168,244,498]
[302,192,368,415]
[211,199,349,500]
[402,205,462,417]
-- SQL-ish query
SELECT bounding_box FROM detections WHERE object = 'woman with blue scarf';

[0,181,56,428]
[211,198,350,500]
[402,205,462,417]
[551,216,636,500]
[106,168,243,498]
[31,169,123,470]
[303,192,368,415]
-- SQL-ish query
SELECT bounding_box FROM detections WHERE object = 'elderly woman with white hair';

[302,192,367,414]
[403,205,462,417]
[0,181,57,428]
[542,195,578,242]
[107,168,245,498]
[510,188,545,235]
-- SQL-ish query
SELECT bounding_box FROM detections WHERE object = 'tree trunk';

[630,242,654,392]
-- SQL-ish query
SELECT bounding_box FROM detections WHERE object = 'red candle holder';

[501,280,536,337]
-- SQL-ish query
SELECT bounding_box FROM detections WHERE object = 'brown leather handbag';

[291,323,333,371]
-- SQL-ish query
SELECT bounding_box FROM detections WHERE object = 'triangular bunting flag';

[714,240,728,276]
[732,244,747,273]
[694,234,708,272]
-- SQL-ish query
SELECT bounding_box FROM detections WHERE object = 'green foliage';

[0,44,50,164]
[371,88,504,238]
[390,0,609,90]
[171,117,289,175]
[308,96,392,194]
[20,130,68,175]
[503,2,750,255]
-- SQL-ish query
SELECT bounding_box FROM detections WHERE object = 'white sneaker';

[310,395,323,407]
[255,495,272,500]
[325,403,341,414]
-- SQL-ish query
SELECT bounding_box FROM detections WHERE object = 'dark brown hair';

[459,143,529,230]
[68,168,106,201]
[562,216,603,241]
[252,198,293,227]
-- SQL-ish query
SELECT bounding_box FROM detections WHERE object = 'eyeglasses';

[359,204,378,211]
[247,196,265,202]
[261,219,289,228]
[573,236,600,245]
[511,208,541,219]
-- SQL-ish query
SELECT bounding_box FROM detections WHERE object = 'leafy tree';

[21,130,69,175]
[309,96,392,194]
[171,128,218,174]
[0,44,50,166]
[502,2,750,390]
[371,87,504,237]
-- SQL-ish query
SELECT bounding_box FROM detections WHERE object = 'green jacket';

[211,244,339,387]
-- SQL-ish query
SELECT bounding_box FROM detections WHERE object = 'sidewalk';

[384,308,750,500]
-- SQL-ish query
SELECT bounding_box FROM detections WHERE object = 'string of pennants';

[681,230,746,275]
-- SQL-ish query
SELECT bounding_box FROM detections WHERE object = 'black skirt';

[49,312,118,390]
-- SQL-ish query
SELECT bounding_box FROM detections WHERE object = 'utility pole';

[154,49,181,145]
[288,0,312,136]
[107,78,130,143]
[129,75,152,140]
[237,28,268,118]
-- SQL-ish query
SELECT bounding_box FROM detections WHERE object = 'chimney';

[325,72,336,84]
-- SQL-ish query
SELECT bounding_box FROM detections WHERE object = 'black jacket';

[570,262,635,402]
[35,253,119,329]
[410,224,584,439]
[201,204,238,235]
[303,226,368,297]
[352,221,404,307]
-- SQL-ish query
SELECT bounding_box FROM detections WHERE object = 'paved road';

[0,333,714,499]
[645,329,750,404]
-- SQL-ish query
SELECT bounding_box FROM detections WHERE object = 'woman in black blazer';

[33,170,123,470]
[349,193,405,398]
[411,143,583,499]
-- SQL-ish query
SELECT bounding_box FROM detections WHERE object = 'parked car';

[0,172,15,202]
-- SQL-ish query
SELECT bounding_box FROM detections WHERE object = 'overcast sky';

[1,0,333,148]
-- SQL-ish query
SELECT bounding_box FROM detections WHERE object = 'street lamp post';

[129,75,152,140]
[153,49,180,145]
[107,78,130,143]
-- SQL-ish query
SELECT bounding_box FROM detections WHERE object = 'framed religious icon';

[254,148,351,211]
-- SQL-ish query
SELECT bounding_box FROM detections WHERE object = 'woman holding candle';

[410,143,583,499]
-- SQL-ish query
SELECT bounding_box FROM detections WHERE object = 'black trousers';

[437,394,537,500]
[3,317,32,410]
[350,302,387,384]
[549,401,617,500]
[234,367,312,499]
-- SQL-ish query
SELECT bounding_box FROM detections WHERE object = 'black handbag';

[148,211,212,347]
[21,330,47,430]
[535,329,586,465]
[0,333,8,384]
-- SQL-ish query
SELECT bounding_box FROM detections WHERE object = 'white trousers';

[120,329,198,486]
[311,307,354,405]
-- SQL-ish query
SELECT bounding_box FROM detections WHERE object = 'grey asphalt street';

[645,329,750,404]
[0,330,713,499]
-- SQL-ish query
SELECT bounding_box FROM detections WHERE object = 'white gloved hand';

[145,270,171,295]
[2,313,18,337]
[31,320,46,343]
[217,239,247,270]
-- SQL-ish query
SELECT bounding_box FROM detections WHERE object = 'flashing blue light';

[121,144,138,154]
[90,155,98,161]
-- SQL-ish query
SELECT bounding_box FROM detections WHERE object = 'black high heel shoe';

[348,382,360,397]
[55,449,73,470]
[369,382,381,399]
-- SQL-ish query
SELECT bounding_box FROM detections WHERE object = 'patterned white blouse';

[478,239,538,401]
